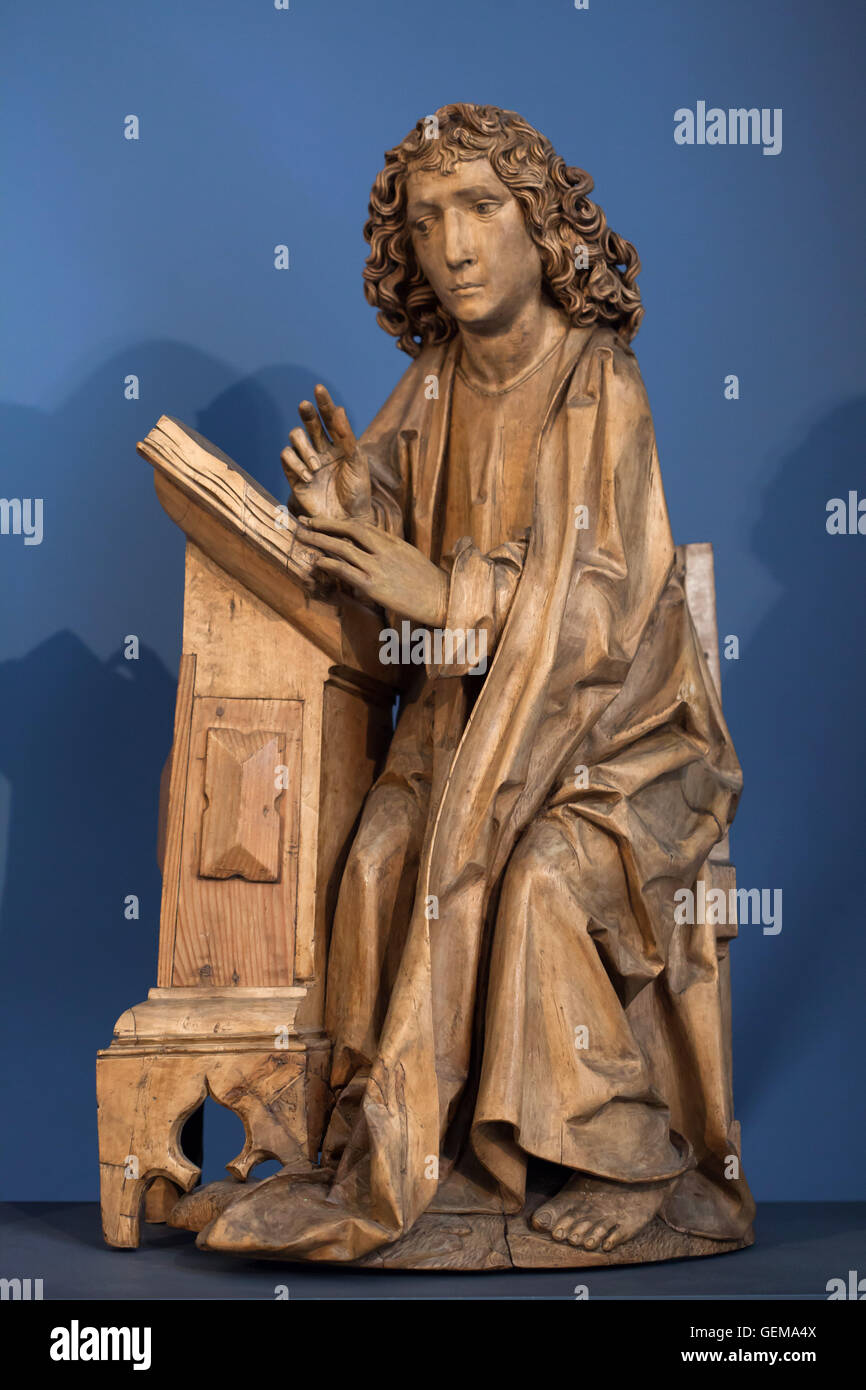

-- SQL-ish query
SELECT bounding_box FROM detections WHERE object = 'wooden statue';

[98,103,755,1269]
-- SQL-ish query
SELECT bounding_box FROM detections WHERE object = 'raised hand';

[281,384,373,522]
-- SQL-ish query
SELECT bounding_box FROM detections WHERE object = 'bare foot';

[531,1173,675,1252]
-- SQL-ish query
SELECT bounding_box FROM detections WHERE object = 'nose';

[442,208,476,272]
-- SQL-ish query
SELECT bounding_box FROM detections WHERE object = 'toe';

[581,1221,610,1250]
[566,1220,592,1247]
[531,1204,554,1232]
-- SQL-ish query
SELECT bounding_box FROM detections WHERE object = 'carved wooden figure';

[98,103,755,1269]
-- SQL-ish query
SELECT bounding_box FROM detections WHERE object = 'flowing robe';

[206,323,756,1260]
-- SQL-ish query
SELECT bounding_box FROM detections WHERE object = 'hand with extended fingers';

[294,515,449,629]
[285,385,448,627]
[281,384,374,523]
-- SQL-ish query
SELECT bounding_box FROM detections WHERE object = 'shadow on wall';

[0,343,346,1200]
[0,632,176,1197]
[728,398,866,1185]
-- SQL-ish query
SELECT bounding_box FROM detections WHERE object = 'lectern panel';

[167,696,303,987]
[199,727,286,882]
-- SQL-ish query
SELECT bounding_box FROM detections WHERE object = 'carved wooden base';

[351,1177,755,1270]
[352,1212,752,1272]
[167,1174,752,1270]
[96,988,330,1248]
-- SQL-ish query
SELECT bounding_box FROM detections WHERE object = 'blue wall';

[2,0,864,1201]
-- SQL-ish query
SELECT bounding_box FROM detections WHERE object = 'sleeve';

[357,356,434,539]
[425,530,529,679]
[368,449,406,536]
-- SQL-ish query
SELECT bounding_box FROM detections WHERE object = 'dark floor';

[2,1202,863,1300]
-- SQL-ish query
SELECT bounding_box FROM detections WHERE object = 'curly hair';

[363,103,643,357]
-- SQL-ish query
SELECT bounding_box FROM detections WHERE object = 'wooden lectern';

[96,419,397,1247]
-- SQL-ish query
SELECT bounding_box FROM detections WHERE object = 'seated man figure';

[194,103,755,1264]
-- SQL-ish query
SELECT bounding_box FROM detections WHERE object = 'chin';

[451,300,498,328]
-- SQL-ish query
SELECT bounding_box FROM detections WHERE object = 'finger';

[298,399,329,451]
[287,491,321,519]
[288,428,321,473]
[313,556,371,588]
[314,384,356,449]
[296,528,371,568]
[280,446,313,486]
[304,515,381,551]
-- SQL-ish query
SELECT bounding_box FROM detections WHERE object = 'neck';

[456,296,568,392]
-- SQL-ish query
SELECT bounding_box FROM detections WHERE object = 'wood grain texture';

[97,1035,329,1248]
[678,542,731,863]
[103,148,756,1269]
[192,319,755,1268]
[138,416,320,587]
[296,676,393,1010]
[156,653,196,987]
[171,697,301,986]
[146,432,400,689]
[199,727,286,882]
[99,426,394,1247]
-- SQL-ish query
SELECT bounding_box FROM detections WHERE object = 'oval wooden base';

[174,1181,753,1270]
[350,1211,753,1271]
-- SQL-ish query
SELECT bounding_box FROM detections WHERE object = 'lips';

[452,283,482,293]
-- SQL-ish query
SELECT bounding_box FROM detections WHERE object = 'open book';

[137,415,398,687]
[137,415,320,591]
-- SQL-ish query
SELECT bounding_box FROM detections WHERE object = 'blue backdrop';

[2,0,864,1202]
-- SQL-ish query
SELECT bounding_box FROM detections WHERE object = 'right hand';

[281,384,373,522]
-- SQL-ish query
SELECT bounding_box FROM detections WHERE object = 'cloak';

[202,324,755,1260]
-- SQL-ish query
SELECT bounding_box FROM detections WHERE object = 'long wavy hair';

[363,103,643,357]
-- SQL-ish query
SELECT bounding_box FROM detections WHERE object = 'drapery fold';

[200,325,753,1261]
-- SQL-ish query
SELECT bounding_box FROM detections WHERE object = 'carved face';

[405,157,544,332]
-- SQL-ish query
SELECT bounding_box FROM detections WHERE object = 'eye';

[474,200,499,215]
[413,218,433,237]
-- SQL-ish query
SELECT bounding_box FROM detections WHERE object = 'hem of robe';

[471,1109,695,1211]
[197,1145,753,1260]
[659,1167,757,1242]
[197,1173,401,1263]
[469,1118,754,1241]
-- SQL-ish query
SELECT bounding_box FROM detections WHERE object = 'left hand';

[295,516,448,628]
